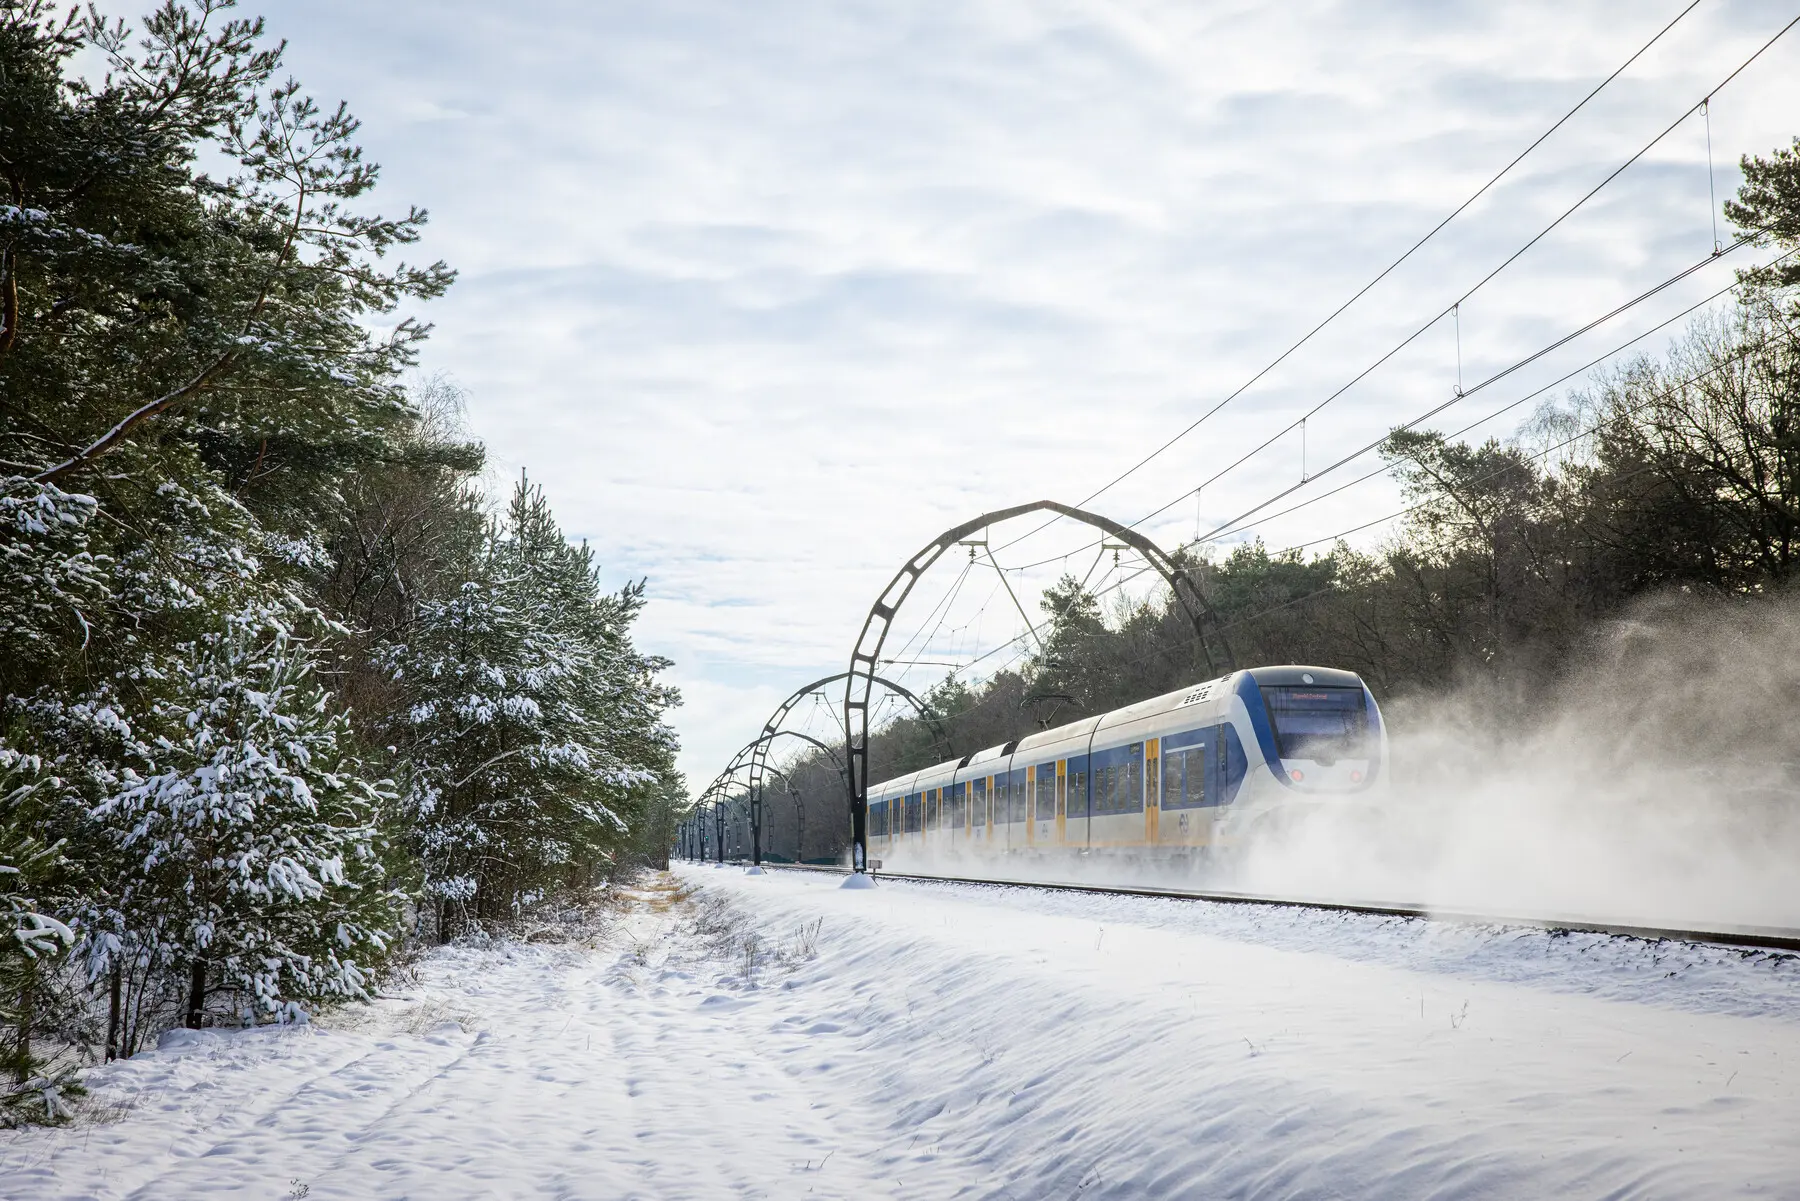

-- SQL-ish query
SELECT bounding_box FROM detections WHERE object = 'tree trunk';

[185,959,206,1030]
[105,965,122,1061]
[12,968,31,1084]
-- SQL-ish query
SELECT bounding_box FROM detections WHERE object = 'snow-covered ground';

[6,865,1799,1199]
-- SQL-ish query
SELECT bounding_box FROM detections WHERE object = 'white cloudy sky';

[254,0,1800,787]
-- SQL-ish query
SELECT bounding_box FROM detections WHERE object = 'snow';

[6,866,1799,1199]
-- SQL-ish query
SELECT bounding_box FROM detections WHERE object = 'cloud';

[254,0,1800,787]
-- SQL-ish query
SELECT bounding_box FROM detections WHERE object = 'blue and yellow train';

[867,665,1386,870]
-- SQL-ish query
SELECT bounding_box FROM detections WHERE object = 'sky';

[248,0,1800,788]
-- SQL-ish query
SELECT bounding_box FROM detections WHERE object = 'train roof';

[1244,665,1366,689]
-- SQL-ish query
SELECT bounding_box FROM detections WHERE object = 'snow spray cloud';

[1234,591,1800,930]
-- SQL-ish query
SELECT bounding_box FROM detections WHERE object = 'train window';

[1067,767,1088,819]
[1035,765,1057,820]
[947,781,965,829]
[1161,745,1207,809]
[925,788,939,831]
[972,778,988,827]
[906,792,923,833]
[1264,686,1368,763]
[1090,744,1144,814]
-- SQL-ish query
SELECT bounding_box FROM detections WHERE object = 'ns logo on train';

[866,666,1387,871]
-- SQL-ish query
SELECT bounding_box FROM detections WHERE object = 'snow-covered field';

[6,865,1799,1199]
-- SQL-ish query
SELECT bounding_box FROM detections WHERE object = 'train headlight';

[1350,769,1363,782]
[1289,769,1304,782]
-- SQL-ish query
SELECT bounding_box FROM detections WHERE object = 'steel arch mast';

[694,729,849,866]
[760,764,808,862]
[842,499,1232,878]
[735,728,845,867]
[743,670,951,868]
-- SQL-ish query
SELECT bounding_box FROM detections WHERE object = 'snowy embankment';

[5,868,1799,1200]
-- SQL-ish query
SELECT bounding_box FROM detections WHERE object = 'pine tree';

[0,0,452,1053]
[0,753,78,1126]
[92,607,402,1026]
[0,1,682,1073]
[387,475,677,937]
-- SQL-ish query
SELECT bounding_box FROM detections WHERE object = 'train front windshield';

[1264,686,1370,763]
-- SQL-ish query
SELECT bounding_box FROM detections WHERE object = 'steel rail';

[745,863,1800,956]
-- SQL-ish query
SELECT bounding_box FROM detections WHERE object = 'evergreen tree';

[0,0,452,1057]
[0,0,678,1075]
[387,476,677,938]
[92,607,401,1027]
[0,754,78,1126]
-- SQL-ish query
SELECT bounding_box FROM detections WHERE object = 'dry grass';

[651,880,825,984]
[627,873,697,914]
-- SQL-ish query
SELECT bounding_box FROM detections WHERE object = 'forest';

[0,1,682,1121]
[740,132,1800,866]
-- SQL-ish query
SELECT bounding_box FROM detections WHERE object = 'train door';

[1009,767,1026,851]
[1055,761,1067,845]
[1023,766,1035,847]
[1145,738,1161,845]
[1034,763,1056,845]
[1065,753,1090,848]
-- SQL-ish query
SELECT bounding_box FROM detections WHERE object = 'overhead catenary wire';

[995,9,1799,571]
[1706,95,1722,254]
[1110,12,1800,540]
[1004,227,1769,577]
[878,569,1003,676]
[880,557,973,677]
[1198,249,1795,546]
[1187,232,1767,548]
[987,0,1708,559]
[1088,305,1798,608]
[881,252,1751,687]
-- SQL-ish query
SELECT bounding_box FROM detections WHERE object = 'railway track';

[692,860,1800,955]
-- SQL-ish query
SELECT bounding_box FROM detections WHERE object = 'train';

[866,665,1386,873]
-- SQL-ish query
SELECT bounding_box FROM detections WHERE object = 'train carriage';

[867,665,1385,875]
